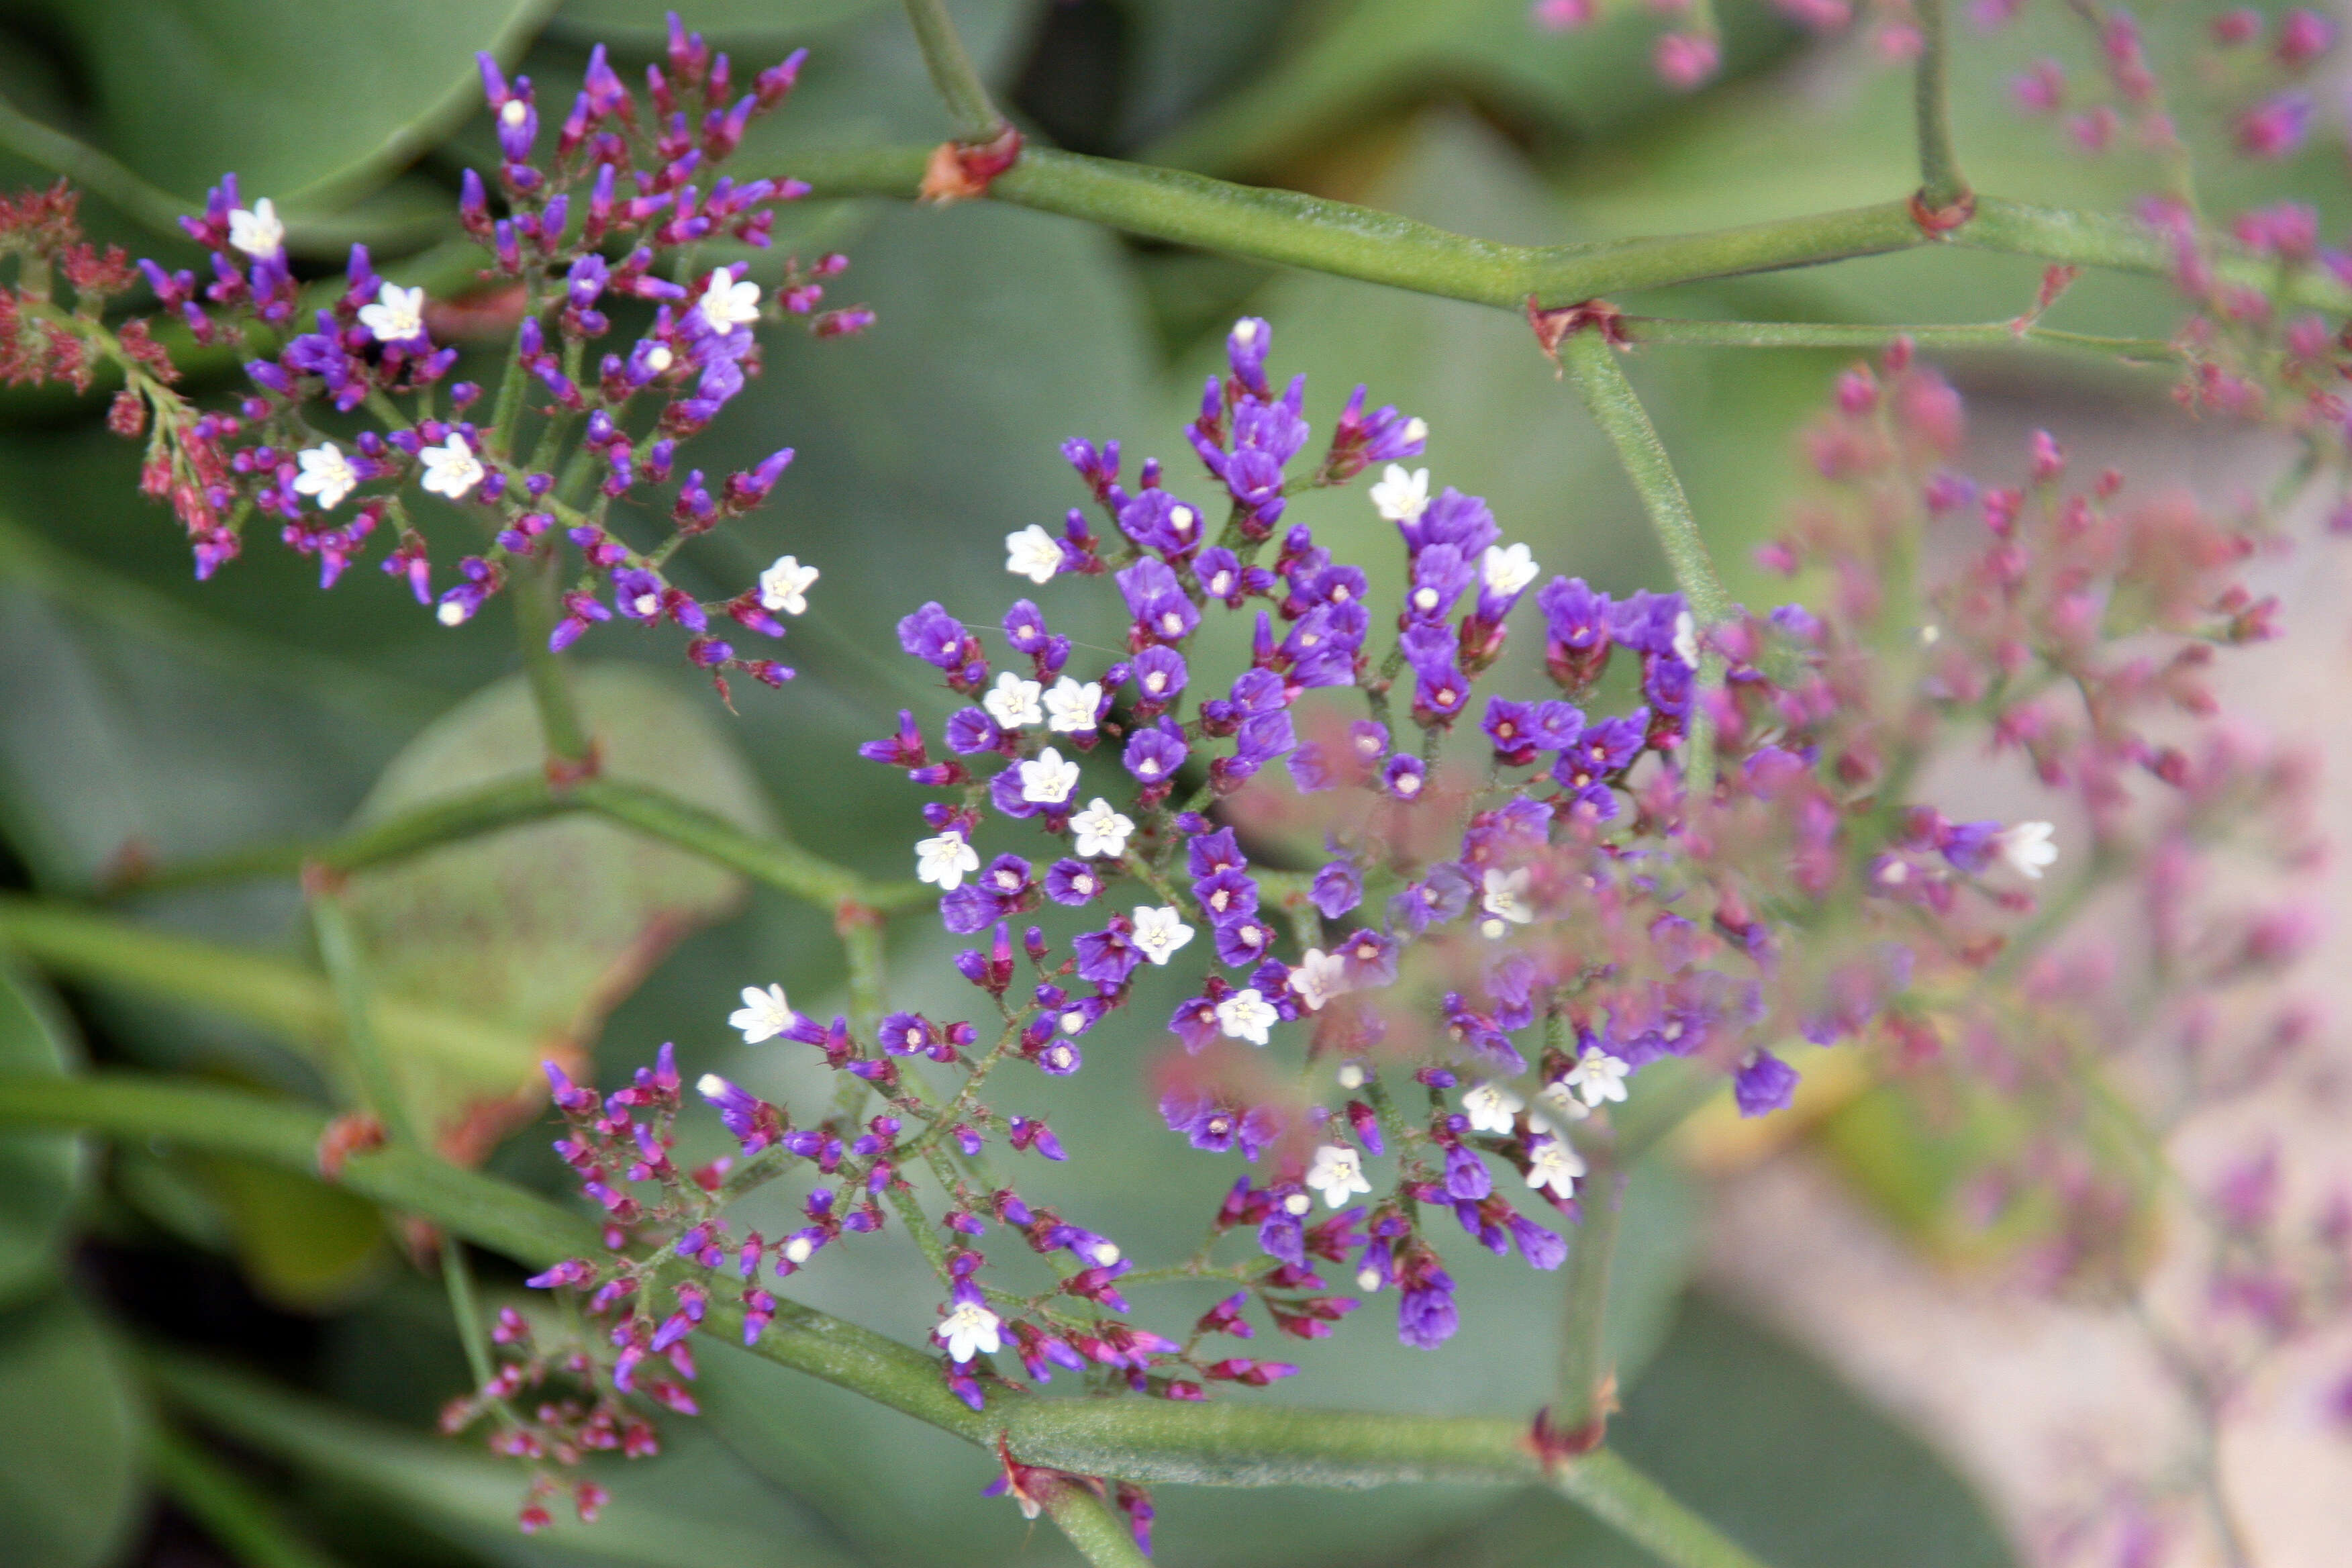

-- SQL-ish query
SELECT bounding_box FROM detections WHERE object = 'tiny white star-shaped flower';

[697,266,762,332]
[1563,1046,1630,1108]
[728,983,799,1044]
[1536,1081,1594,1122]
[1462,1081,1526,1135]
[1214,987,1280,1046]
[1232,318,1260,346]
[758,555,818,616]
[1526,1132,1585,1197]
[1479,867,1534,936]
[937,1301,1002,1363]
[1996,821,2059,880]
[1043,676,1102,734]
[228,197,285,258]
[983,672,1044,730]
[1369,463,1430,524]
[1130,905,1194,966]
[1402,416,1429,446]
[1069,798,1133,859]
[1287,948,1349,1012]
[417,433,485,499]
[1017,746,1081,805]
[436,600,471,627]
[1304,1144,1371,1208]
[1481,542,1539,598]
[292,443,358,510]
[643,342,675,374]
[1673,609,1701,668]
[357,282,426,344]
[1336,1062,1369,1091]
[914,828,979,890]
[1004,524,1064,584]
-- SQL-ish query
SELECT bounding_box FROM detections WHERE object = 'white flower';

[1016,746,1079,805]
[1479,867,1534,936]
[1535,1082,1593,1122]
[1369,463,1430,524]
[1564,1046,1630,1108]
[697,266,762,332]
[1069,798,1133,859]
[1287,948,1349,1012]
[1336,1062,1368,1091]
[436,600,471,627]
[1402,416,1428,446]
[1526,1133,1585,1197]
[758,555,818,616]
[1232,318,1260,346]
[1214,988,1279,1046]
[1304,1144,1372,1208]
[643,343,675,374]
[1004,524,1064,584]
[292,443,358,510]
[417,433,484,499]
[937,1300,1002,1363]
[915,828,979,890]
[357,282,426,344]
[1462,1081,1525,1135]
[228,197,285,258]
[1044,677,1101,734]
[1481,543,1539,598]
[983,672,1044,730]
[728,983,799,1044]
[782,1234,816,1265]
[1130,905,1194,966]
[1672,609,1700,668]
[1996,821,2059,881]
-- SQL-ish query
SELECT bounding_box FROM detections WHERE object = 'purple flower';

[1288,742,1334,792]
[1336,928,1400,988]
[1189,828,1247,878]
[1734,1050,1800,1117]
[1398,1271,1459,1349]
[1117,488,1206,557]
[1404,544,1474,624]
[1194,869,1259,920]
[1398,489,1498,561]
[1214,914,1278,968]
[1444,1143,1493,1201]
[1390,862,1472,934]
[1075,923,1141,987]
[1044,859,1108,905]
[1482,697,1538,762]
[1124,719,1189,785]
[944,707,1001,755]
[1169,999,1222,1056]
[1117,558,1199,644]
[1610,589,1685,657]
[897,601,969,670]
[1311,862,1362,919]
[1132,646,1187,708]
[1528,700,1583,752]
[1197,546,1248,605]
[1538,577,1613,650]
[1510,1215,1566,1271]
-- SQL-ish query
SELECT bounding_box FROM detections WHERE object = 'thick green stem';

[148,1422,346,1568]
[0,1072,1771,1568]
[780,146,2352,315]
[1041,1485,1153,1568]
[899,0,1005,143]
[101,777,928,914]
[1553,1161,1625,1435]
[1911,0,1969,212]
[509,553,595,767]
[1620,317,2177,360]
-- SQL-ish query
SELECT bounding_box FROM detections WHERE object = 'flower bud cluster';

[55,15,869,697]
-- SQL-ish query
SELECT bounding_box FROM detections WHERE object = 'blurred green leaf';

[549,0,894,46]
[342,663,774,1157]
[155,1345,872,1568]
[0,1290,148,1568]
[0,961,81,1308]
[1389,1291,2018,1567]
[1144,0,1794,173]
[194,1153,388,1311]
[15,0,560,207]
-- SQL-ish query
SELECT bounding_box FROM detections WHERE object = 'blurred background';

[0,1,2348,1565]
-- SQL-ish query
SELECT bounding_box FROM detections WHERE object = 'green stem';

[836,901,890,1046]
[509,552,595,767]
[1618,317,2178,360]
[782,146,2352,315]
[0,1072,1772,1568]
[1041,1485,1153,1568]
[1555,329,1728,794]
[1611,1059,1726,1165]
[899,0,1005,143]
[100,777,928,914]
[440,1238,499,1393]
[148,1422,346,1568]
[1553,1161,1624,1434]
[307,891,418,1145]
[1911,0,1969,212]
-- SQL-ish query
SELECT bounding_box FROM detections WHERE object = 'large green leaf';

[0,1291,149,1568]
[19,0,559,207]
[1390,1292,2018,1567]
[342,663,775,1157]
[0,962,81,1309]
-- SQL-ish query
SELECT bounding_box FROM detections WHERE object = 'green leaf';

[0,963,81,1309]
[548,0,894,46]
[341,663,775,1155]
[0,1291,150,1568]
[16,0,562,207]
[1393,1292,2018,1567]
[194,1153,389,1311]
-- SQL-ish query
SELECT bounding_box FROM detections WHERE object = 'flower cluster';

[42,15,869,696]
